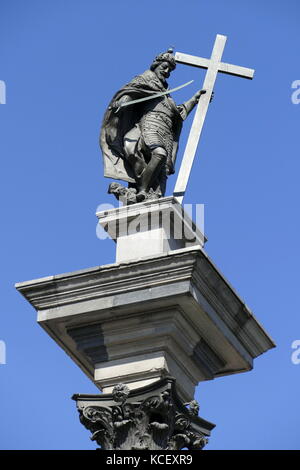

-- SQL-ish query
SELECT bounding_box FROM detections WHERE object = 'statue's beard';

[155,72,168,87]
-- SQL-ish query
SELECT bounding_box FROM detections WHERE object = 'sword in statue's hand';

[109,80,196,113]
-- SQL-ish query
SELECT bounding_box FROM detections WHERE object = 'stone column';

[16,197,275,450]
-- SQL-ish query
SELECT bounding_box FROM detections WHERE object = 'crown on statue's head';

[150,47,176,71]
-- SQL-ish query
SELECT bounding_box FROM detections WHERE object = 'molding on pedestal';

[16,247,275,401]
[96,196,206,262]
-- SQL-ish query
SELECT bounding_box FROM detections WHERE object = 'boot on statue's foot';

[136,190,147,202]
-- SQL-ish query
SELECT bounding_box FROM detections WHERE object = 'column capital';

[72,377,215,450]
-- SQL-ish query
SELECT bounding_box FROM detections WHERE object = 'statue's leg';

[137,147,167,200]
[124,138,146,179]
[156,165,168,197]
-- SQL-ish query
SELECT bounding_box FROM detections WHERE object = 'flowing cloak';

[100,70,187,183]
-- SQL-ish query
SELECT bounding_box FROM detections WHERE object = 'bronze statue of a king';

[100,48,206,205]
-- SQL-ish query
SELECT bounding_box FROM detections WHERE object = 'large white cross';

[0,80,6,104]
[173,34,255,204]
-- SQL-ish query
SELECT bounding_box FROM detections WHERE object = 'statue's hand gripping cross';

[173,34,255,204]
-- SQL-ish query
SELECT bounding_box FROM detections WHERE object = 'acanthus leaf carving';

[73,379,211,450]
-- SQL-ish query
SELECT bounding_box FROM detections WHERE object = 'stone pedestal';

[15,198,275,449]
[97,196,205,263]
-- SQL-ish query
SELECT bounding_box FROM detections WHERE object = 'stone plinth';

[15,246,275,402]
[96,196,205,263]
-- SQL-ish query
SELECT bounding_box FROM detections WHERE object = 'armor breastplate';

[143,95,176,118]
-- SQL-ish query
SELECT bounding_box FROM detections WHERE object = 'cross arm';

[175,52,255,80]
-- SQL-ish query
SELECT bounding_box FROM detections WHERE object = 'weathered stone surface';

[72,377,215,450]
[16,247,275,401]
[96,196,205,263]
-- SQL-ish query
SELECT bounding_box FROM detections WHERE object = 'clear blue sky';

[1,0,299,450]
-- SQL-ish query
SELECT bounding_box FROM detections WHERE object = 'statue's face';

[154,61,172,81]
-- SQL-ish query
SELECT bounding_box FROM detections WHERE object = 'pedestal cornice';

[16,246,275,400]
